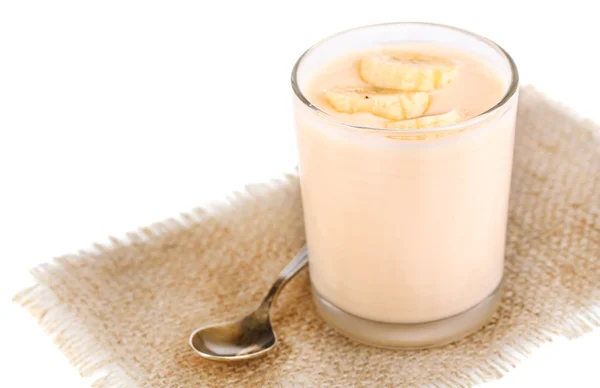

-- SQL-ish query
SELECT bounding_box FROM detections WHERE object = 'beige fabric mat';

[14,86,600,387]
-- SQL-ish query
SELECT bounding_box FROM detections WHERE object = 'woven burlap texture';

[14,86,600,387]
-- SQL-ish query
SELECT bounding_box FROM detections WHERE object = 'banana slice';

[360,54,457,91]
[324,86,429,120]
[385,109,466,130]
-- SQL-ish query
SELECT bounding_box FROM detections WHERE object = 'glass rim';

[290,22,519,134]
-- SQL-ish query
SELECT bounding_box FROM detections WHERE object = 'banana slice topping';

[359,54,457,91]
[324,86,429,121]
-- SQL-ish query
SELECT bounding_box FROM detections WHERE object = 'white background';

[1,1,599,386]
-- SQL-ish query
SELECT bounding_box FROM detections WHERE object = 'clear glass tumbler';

[291,23,519,348]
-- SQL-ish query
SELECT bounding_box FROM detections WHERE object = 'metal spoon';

[189,245,308,361]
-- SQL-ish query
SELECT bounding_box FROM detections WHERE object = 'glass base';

[311,280,503,349]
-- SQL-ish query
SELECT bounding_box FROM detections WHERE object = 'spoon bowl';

[189,245,308,361]
[189,311,276,361]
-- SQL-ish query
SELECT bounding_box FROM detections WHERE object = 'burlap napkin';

[14,86,600,387]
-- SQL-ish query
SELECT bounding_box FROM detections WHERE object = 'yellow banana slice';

[359,54,457,91]
[323,86,429,121]
[385,109,466,130]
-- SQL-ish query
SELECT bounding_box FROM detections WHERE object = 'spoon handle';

[259,245,309,310]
